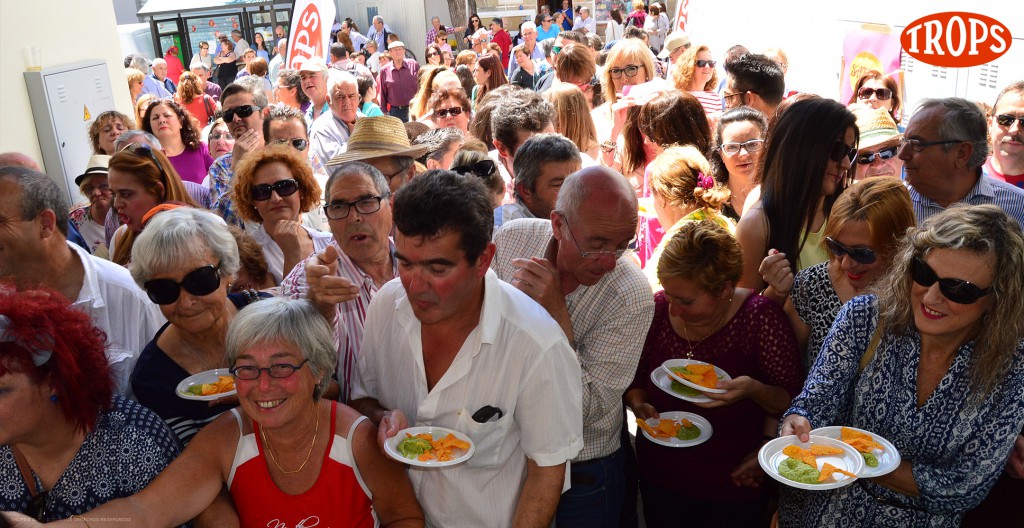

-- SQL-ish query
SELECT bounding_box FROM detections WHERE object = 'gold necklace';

[679,296,733,359]
[260,404,320,475]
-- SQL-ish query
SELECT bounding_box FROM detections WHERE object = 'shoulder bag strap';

[11,446,41,496]
[858,325,883,374]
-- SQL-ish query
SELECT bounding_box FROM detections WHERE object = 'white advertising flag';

[286,0,336,69]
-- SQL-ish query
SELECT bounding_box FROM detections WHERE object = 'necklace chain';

[261,404,320,475]
[679,296,733,359]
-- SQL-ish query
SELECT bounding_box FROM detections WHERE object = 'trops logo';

[900,12,1011,67]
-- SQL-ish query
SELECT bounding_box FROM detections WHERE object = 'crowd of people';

[2,2,1023,527]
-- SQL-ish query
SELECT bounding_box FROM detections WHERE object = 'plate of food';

[809,426,900,478]
[636,411,713,448]
[661,359,732,394]
[384,426,475,468]
[176,368,236,401]
[759,435,865,491]
[650,367,712,403]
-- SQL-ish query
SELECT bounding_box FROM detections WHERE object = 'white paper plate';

[809,426,901,478]
[639,411,713,448]
[650,368,712,403]
[662,359,732,394]
[176,368,236,401]
[384,426,475,468]
[758,435,865,490]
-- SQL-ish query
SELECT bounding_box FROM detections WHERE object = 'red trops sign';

[900,12,1011,67]
[286,0,335,69]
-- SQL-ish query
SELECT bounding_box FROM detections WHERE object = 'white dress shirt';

[248,223,334,284]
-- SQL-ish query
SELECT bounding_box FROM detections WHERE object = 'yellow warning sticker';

[83,105,91,121]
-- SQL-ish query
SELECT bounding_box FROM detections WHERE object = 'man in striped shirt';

[280,161,397,402]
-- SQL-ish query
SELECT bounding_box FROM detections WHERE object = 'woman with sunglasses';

[709,107,769,220]
[672,44,722,120]
[451,146,504,207]
[848,70,902,126]
[424,43,444,67]
[735,98,858,290]
[232,145,332,285]
[463,13,483,50]
[141,99,214,185]
[8,296,426,527]
[0,289,180,523]
[410,67,461,122]
[427,87,472,133]
[760,177,914,369]
[107,144,199,266]
[779,204,1024,527]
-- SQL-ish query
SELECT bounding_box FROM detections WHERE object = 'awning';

[138,0,277,17]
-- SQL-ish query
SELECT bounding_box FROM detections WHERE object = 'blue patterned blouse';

[779,295,1024,528]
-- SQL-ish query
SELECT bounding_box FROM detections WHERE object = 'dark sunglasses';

[911,257,992,304]
[434,106,465,119]
[251,179,299,201]
[825,237,877,265]
[26,490,49,521]
[995,114,1024,127]
[273,138,309,151]
[427,52,440,57]
[122,144,169,181]
[695,59,716,68]
[830,140,858,163]
[144,264,221,305]
[857,87,892,101]
[608,64,641,79]
[452,159,497,178]
[857,145,899,164]
[223,104,260,122]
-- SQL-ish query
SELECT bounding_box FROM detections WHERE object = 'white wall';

[0,0,133,169]
[337,0,428,58]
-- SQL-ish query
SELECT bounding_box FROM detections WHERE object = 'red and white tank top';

[227,402,374,528]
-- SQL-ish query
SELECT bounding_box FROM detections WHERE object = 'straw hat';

[851,104,900,150]
[75,155,111,187]
[658,31,691,59]
[326,116,430,166]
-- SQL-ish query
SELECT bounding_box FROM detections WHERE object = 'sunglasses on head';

[857,145,899,164]
[995,114,1024,127]
[695,59,716,68]
[830,140,858,163]
[251,179,299,201]
[451,159,497,178]
[273,138,308,151]
[911,257,992,305]
[223,104,260,122]
[144,264,221,305]
[857,87,892,101]
[434,106,465,119]
[122,143,169,180]
[825,237,877,265]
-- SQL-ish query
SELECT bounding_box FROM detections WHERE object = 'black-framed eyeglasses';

[122,143,169,182]
[723,91,746,107]
[608,64,642,80]
[273,138,309,151]
[82,182,111,194]
[911,257,991,305]
[324,193,389,220]
[231,358,309,380]
[857,145,899,165]
[26,490,49,521]
[857,87,892,101]
[720,139,764,155]
[695,59,716,68]
[825,237,877,265]
[830,140,858,163]
[898,138,961,152]
[994,114,1024,127]
[143,264,221,305]
[434,106,465,119]
[427,52,440,58]
[251,179,299,201]
[452,159,496,178]
[223,104,261,122]
[558,212,634,260]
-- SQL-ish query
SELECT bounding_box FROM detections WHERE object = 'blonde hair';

[672,45,719,92]
[602,39,655,108]
[647,145,730,213]
[824,177,915,258]
[545,84,598,153]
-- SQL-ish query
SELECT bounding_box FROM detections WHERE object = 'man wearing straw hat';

[326,116,428,194]
[850,104,903,181]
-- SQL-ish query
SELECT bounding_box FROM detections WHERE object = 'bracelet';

[71,515,93,527]
[600,140,617,154]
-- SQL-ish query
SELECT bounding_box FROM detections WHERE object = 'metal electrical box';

[25,60,117,204]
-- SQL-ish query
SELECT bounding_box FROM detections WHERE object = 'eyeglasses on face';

[830,140,858,163]
[720,138,764,155]
[911,257,991,305]
[144,264,221,305]
[994,114,1024,127]
[898,138,961,153]
[251,178,299,201]
[82,182,111,194]
[434,106,465,119]
[231,358,309,380]
[427,52,440,58]
[695,59,716,68]
[209,132,228,141]
[558,212,634,260]
[856,145,899,164]
[451,159,496,178]
[608,64,642,80]
[825,237,877,265]
[223,104,260,122]
[273,138,309,151]
[324,193,389,220]
[857,87,892,101]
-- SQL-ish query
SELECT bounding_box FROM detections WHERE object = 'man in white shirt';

[308,70,361,164]
[572,7,596,34]
[0,166,164,395]
[351,170,583,527]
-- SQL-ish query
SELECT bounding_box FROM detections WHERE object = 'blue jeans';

[387,105,409,122]
[555,446,626,528]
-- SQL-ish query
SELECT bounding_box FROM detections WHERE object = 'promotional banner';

[673,0,690,32]
[286,0,336,69]
[840,30,902,105]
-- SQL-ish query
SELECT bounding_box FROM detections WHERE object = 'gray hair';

[490,88,554,154]
[114,130,162,152]
[373,15,383,24]
[520,22,537,34]
[130,208,240,286]
[225,297,335,400]
[916,97,990,169]
[0,166,69,237]
[540,38,556,59]
[414,127,465,164]
[234,75,269,106]
[127,53,151,73]
[513,133,580,197]
[151,58,167,68]
[326,161,389,198]
[326,69,358,101]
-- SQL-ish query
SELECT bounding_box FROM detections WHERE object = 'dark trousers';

[639,479,770,528]
[387,105,409,122]
[555,446,627,528]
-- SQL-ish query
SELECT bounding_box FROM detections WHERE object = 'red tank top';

[227,402,374,528]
